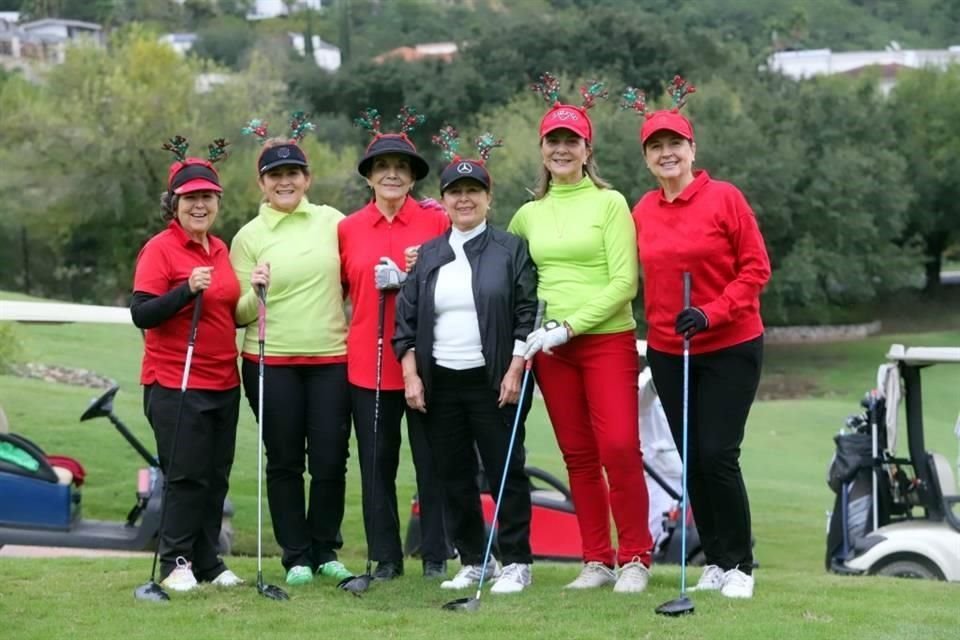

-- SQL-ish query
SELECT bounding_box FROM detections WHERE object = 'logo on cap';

[554,109,579,121]
[456,162,473,174]
[277,147,291,158]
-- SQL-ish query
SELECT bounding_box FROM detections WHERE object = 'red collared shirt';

[339,196,449,390]
[133,221,241,390]
[633,170,771,355]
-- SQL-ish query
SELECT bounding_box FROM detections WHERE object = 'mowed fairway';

[1,297,958,640]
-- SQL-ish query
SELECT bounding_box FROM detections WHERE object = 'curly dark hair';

[160,191,179,221]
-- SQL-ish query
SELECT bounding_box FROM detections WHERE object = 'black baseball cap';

[439,159,491,194]
[258,143,309,175]
[357,134,429,180]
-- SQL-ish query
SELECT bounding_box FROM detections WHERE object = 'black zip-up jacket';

[393,226,537,405]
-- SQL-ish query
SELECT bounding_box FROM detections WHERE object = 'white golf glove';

[374,257,406,290]
[523,321,570,359]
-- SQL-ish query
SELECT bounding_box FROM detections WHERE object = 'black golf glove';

[675,307,709,337]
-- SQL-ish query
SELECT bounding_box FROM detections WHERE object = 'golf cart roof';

[886,344,960,365]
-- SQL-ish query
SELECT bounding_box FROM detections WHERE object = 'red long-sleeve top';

[632,170,771,355]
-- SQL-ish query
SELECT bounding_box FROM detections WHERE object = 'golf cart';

[0,385,233,554]
[826,344,960,581]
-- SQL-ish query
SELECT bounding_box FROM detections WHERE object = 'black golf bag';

[825,398,891,572]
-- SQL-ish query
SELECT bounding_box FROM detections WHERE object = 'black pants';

[423,366,533,566]
[241,361,351,571]
[350,386,450,565]
[143,383,239,582]
[646,335,763,574]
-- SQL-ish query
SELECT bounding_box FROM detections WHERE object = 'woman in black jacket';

[393,135,538,595]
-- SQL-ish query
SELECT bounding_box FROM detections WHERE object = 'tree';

[192,16,255,69]
[0,29,357,302]
[890,66,960,291]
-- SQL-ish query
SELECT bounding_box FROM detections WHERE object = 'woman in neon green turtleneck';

[508,83,654,594]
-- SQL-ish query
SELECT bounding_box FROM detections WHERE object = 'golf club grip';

[257,286,266,344]
[533,299,547,330]
[682,272,691,310]
[188,291,203,346]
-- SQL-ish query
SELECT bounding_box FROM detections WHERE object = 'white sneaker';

[211,569,245,587]
[613,558,650,593]
[160,556,197,592]
[441,560,500,590]
[564,561,617,589]
[720,568,754,599]
[690,564,725,591]
[490,563,532,594]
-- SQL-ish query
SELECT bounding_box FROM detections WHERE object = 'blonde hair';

[533,144,611,200]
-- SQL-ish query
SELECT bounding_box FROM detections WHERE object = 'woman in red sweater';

[628,79,771,599]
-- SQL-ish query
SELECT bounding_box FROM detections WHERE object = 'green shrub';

[0,322,22,373]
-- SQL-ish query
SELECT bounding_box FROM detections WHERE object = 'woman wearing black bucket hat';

[131,135,243,592]
[393,127,538,594]
[230,112,356,587]
[338,107,451,580]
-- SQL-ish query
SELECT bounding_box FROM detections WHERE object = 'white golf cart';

[827,344,960,581]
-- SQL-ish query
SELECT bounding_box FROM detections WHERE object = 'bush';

[0,322,22,373]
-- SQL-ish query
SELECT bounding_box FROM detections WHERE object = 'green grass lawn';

[1,295,959,639]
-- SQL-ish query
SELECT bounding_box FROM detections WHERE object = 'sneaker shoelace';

[725,569,750,589]
[499,564,526,583]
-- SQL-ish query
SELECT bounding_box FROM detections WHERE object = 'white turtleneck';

[433,222,487,369]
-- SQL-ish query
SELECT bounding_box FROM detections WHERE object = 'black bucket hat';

[357,134,430,180]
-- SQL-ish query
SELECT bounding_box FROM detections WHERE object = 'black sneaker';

[373,561,403,581]
[422,560,447,578]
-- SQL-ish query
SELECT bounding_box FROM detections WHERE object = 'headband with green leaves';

[162,135,230,163]
[240,110,316,144]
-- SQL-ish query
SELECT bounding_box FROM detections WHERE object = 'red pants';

[534,330,653,567]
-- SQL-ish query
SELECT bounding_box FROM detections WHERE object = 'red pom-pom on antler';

[397,106,426,135]
[669,75,696,111]
[354,108,383,137]
[530,72,561,105]
[619,86,650,118]
[579,80,608,110]
[432,124,461,163]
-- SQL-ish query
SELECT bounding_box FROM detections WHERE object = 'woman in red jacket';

[628,78,771,599]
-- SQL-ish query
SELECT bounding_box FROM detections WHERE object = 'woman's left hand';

[498,357,525,407]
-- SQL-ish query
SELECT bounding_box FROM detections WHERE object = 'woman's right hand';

[250,262,271,292]
[404,373,427,413]
[188,266,214,293]
[403,245,420,272]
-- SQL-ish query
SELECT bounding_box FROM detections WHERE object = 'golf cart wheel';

[218,517,234,556]
[873,557,944,581]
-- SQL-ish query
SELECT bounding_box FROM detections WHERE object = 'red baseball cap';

[167,157,223,195]
[640,110,694,144]
[539,103,593,142]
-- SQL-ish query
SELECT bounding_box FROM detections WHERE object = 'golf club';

[443,300,546,612]
[339,288,389,595]
[255,284,289,601]
[134,292,203,602]
[655,272,695,617]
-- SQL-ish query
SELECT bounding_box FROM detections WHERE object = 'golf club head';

[338,574,372,596]
[257,582,289,601]
[655,594,695,617]
[134,580,170,602]
[442,597,480,612]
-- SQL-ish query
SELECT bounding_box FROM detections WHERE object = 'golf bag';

[825,409,890,572]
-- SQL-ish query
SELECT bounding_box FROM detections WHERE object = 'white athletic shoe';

[490,563,532,594]
[564,561,617,589]
[211,569,245,587]
[441,560,500,590]
[690,564,725,591]
[613,558,650,593]
[720,568,754,599]
[160,556,198,592]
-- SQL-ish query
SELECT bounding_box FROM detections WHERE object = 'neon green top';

[230,198,347,357]
[508,177,637,336]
